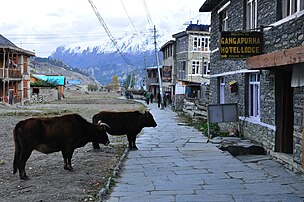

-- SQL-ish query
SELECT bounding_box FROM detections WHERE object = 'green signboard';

[220,31,263,59]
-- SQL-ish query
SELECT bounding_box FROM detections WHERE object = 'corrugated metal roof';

[67,80,82,85]
[32,74,65,86]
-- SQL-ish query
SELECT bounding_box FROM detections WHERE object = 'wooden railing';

[0,68,21,78]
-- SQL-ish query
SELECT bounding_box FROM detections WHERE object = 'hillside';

[31,57,102,87]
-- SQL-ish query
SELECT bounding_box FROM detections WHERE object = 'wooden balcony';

[0,68,22,79]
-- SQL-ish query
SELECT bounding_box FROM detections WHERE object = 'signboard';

[175,82,185,95]
[207,103,239,139]
[220,31,262,59]
[208,103,239,123]
[162,66,172,82]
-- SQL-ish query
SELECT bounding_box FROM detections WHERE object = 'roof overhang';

[160,40,175,51]
[247,45,304,70]
[0,46,35,56]
[199,0,223,12]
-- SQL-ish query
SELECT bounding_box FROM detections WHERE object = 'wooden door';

[275,69,293,153]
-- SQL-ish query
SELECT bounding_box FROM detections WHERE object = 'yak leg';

[62,148,74,171]
[92,142,100,149]
[127,135,133,150]
[132,137,138,150]
[128,134,138,150]
[18,147,33,180]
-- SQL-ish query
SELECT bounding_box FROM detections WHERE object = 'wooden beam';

[247,45,304,69]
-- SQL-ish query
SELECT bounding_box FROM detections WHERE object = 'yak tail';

[13,127,20,175]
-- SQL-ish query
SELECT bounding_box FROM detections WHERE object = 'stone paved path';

[105,103,304,202]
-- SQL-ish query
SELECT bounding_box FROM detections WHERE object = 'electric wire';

[87,0,135,69]
[142,0,154,30]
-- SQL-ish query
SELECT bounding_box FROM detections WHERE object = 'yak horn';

[97,120,110,128]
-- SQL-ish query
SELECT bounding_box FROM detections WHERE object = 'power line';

[120,0,140,37]
[142,0,154,29]
[120,0,151,85]
[87,0,135,69]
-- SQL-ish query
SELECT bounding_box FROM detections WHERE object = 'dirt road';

[0,92,144,201]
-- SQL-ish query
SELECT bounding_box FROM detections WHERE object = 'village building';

[146,24,211,111]
[159,40,175,105]
[145,65,172,100]
[66,79,87,92]
[200,0,304,172]
[172,24,211,111]
[30,74,66,100]
[0,34,35,105]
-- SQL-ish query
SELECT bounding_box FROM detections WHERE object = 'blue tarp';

[33,74,65,85]
[67,80,82,85]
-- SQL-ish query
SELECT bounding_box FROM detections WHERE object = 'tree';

[88,83,98,91]
[123,73,135,89]
[112,75,119,91]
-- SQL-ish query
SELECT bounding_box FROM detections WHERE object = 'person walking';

[157,92,161,108]
[150,93,154,103]
[163,93,167,108]
[145,91,150,105]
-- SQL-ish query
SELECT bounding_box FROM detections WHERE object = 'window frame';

[219,77,225,104]
[220,9,229,31]
[191,60,200,75]
[203,61,210,77]
[193,36,210,51]
[246,0,258,30]
[281,0,304,18]
[178,60,186,80]
[248,73,260,119]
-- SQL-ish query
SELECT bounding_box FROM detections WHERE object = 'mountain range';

[49,28,164,87]
[47,14,210,87]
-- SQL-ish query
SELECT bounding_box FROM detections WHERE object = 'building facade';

[172,24,211,99]
[0,34,35,105]
[160,40,176,103]
[200,0,304,172]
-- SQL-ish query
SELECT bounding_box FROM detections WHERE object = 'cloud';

[0,0,209,57]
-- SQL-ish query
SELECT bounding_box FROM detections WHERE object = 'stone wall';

[209,0,304,170]
[262,12,304,164]
[30,87,59,104]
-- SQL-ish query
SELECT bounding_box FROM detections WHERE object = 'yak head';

[94,121,110,145]
[143,110,157,127]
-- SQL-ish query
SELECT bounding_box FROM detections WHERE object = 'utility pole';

[154,25,164,109]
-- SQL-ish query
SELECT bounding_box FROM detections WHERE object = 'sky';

[0,0,209,57]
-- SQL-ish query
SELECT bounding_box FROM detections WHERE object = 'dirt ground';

[0,91,145,202]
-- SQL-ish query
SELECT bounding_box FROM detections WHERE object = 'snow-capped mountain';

[49,13,210,87]
[50,27,165,87]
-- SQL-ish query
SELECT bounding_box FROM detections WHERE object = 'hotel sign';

[220,31,263,59]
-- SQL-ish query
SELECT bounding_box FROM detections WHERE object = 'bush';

[177,112,229,137]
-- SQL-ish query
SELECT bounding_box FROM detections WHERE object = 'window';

[203,62,210,76]
[178,61,186,80]
[219,77,225,104]
[192,60,200,74]
[282,0,304,18]
[193,36,210,51]
[220,10,228,31]
[246,0,258,30]
[248,73,260,118]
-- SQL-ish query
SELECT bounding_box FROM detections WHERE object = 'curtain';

[291,63,304,87]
